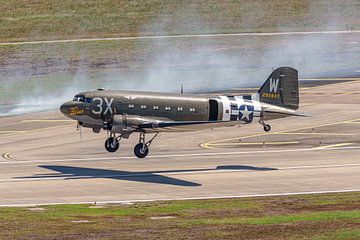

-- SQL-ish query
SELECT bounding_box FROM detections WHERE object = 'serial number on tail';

[262,92,280,99]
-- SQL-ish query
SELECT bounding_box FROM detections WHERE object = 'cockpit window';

[85,98,92,103]
[73,95,85,102]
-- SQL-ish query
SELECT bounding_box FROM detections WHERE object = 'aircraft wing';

[139,120,226,129]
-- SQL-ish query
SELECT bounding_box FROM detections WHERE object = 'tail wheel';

[134,143,149,158]
[105,137,120,152]
[263,124,271,132]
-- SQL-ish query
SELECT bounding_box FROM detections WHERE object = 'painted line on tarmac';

[1,152,13,160]
[1,162,360,183]
[1,29,359,46]
[20,120,75,123]
[0,130,27,133]
[300,78,360,81]
[0,145,359,165]
[275,132,355,136]
[314,143,355,149]
[1,124,75,137]
[209,141,300,146]
[200,118,358,149]
[1,189,360,207]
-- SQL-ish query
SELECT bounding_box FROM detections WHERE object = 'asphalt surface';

[0,78,360,206]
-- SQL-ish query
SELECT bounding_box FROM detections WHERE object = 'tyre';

[263,124,271,132]
[105,137,120,152]
[134,143,149,158]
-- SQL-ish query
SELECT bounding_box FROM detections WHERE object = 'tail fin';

[258,67,299,110]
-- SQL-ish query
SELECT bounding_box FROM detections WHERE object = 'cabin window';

[129,104,135,109]
[153,106,159,110]
[165,106,171,111]
[177,107,183,112]
[141,105,147,109]
[190,107,196,112]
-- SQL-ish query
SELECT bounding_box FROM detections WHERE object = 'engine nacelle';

[110,115,158,136]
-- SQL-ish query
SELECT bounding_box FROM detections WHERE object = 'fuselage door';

[209,99,219,121]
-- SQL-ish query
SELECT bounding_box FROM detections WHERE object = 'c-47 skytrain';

[60,67,303,158]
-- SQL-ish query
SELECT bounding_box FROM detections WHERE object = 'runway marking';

[0,145,359,165]
[302,92,360,95]
[300,78,360,81]
[209,141,299,146]
[20,120,75,123]
[299,77,360,91]
[1,124,75,137]
[1,152,13,160]
[1,162,360,183]
[0,130,28,133]
[1,189,360,207]
[343,119,360,124]
[314,143,355,149]
[0,29,359,46]
[276,132,355,136]
[200,119,357,149]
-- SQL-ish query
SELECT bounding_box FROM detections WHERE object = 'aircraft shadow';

[15,165,277,187]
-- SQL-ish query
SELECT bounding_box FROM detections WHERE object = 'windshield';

[73,95,85,102]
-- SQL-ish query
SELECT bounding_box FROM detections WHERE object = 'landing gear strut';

[105,133,121,153]
[134,132,159,158]
[259,120,271,132]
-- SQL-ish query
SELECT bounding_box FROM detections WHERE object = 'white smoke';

[1,1,360,116]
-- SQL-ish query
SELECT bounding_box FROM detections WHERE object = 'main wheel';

[105,137,120,153]
[263,124,271,132]
[134,143,149,158]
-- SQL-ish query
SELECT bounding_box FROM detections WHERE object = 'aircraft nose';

[60,101,75,115]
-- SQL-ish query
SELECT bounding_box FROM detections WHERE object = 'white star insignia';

[240,105,251,121]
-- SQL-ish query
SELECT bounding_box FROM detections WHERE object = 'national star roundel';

[238,104,254,123]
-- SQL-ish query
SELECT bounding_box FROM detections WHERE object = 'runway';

[1,29,359,46]
[0,79,359,206]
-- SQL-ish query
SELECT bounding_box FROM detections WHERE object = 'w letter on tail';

[269,78,279,93]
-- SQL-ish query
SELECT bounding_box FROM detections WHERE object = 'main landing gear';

[259,120,271,132]
[105,134,121,153]
[104,131,159,158]
[134,132,159,158]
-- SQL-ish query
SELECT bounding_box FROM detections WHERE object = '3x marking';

[92,98,114,115]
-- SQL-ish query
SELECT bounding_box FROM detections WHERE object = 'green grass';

[313,229,360,240]
[0,192,359,239]
[1,0,360,42]
[185,210,360,225]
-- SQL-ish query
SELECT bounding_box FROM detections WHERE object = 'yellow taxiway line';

[200,118,359,149]
[0,130,27,133]
[0,124,74,137]
[343,120,360,124]
[209,141,300,146]
[276,132,355,136]
[1,152,13,160]
[314,143,355,150]
[20,120,75,123]
[300,78,360,81]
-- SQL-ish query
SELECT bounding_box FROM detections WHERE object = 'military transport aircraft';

[60,67,302,158]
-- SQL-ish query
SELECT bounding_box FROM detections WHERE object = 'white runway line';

[0,145,359,165]
[1,189,359,207]
[0,162,359,183]
[1,30,359,46]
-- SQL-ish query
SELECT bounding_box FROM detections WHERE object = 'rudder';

[258,67,299,110]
